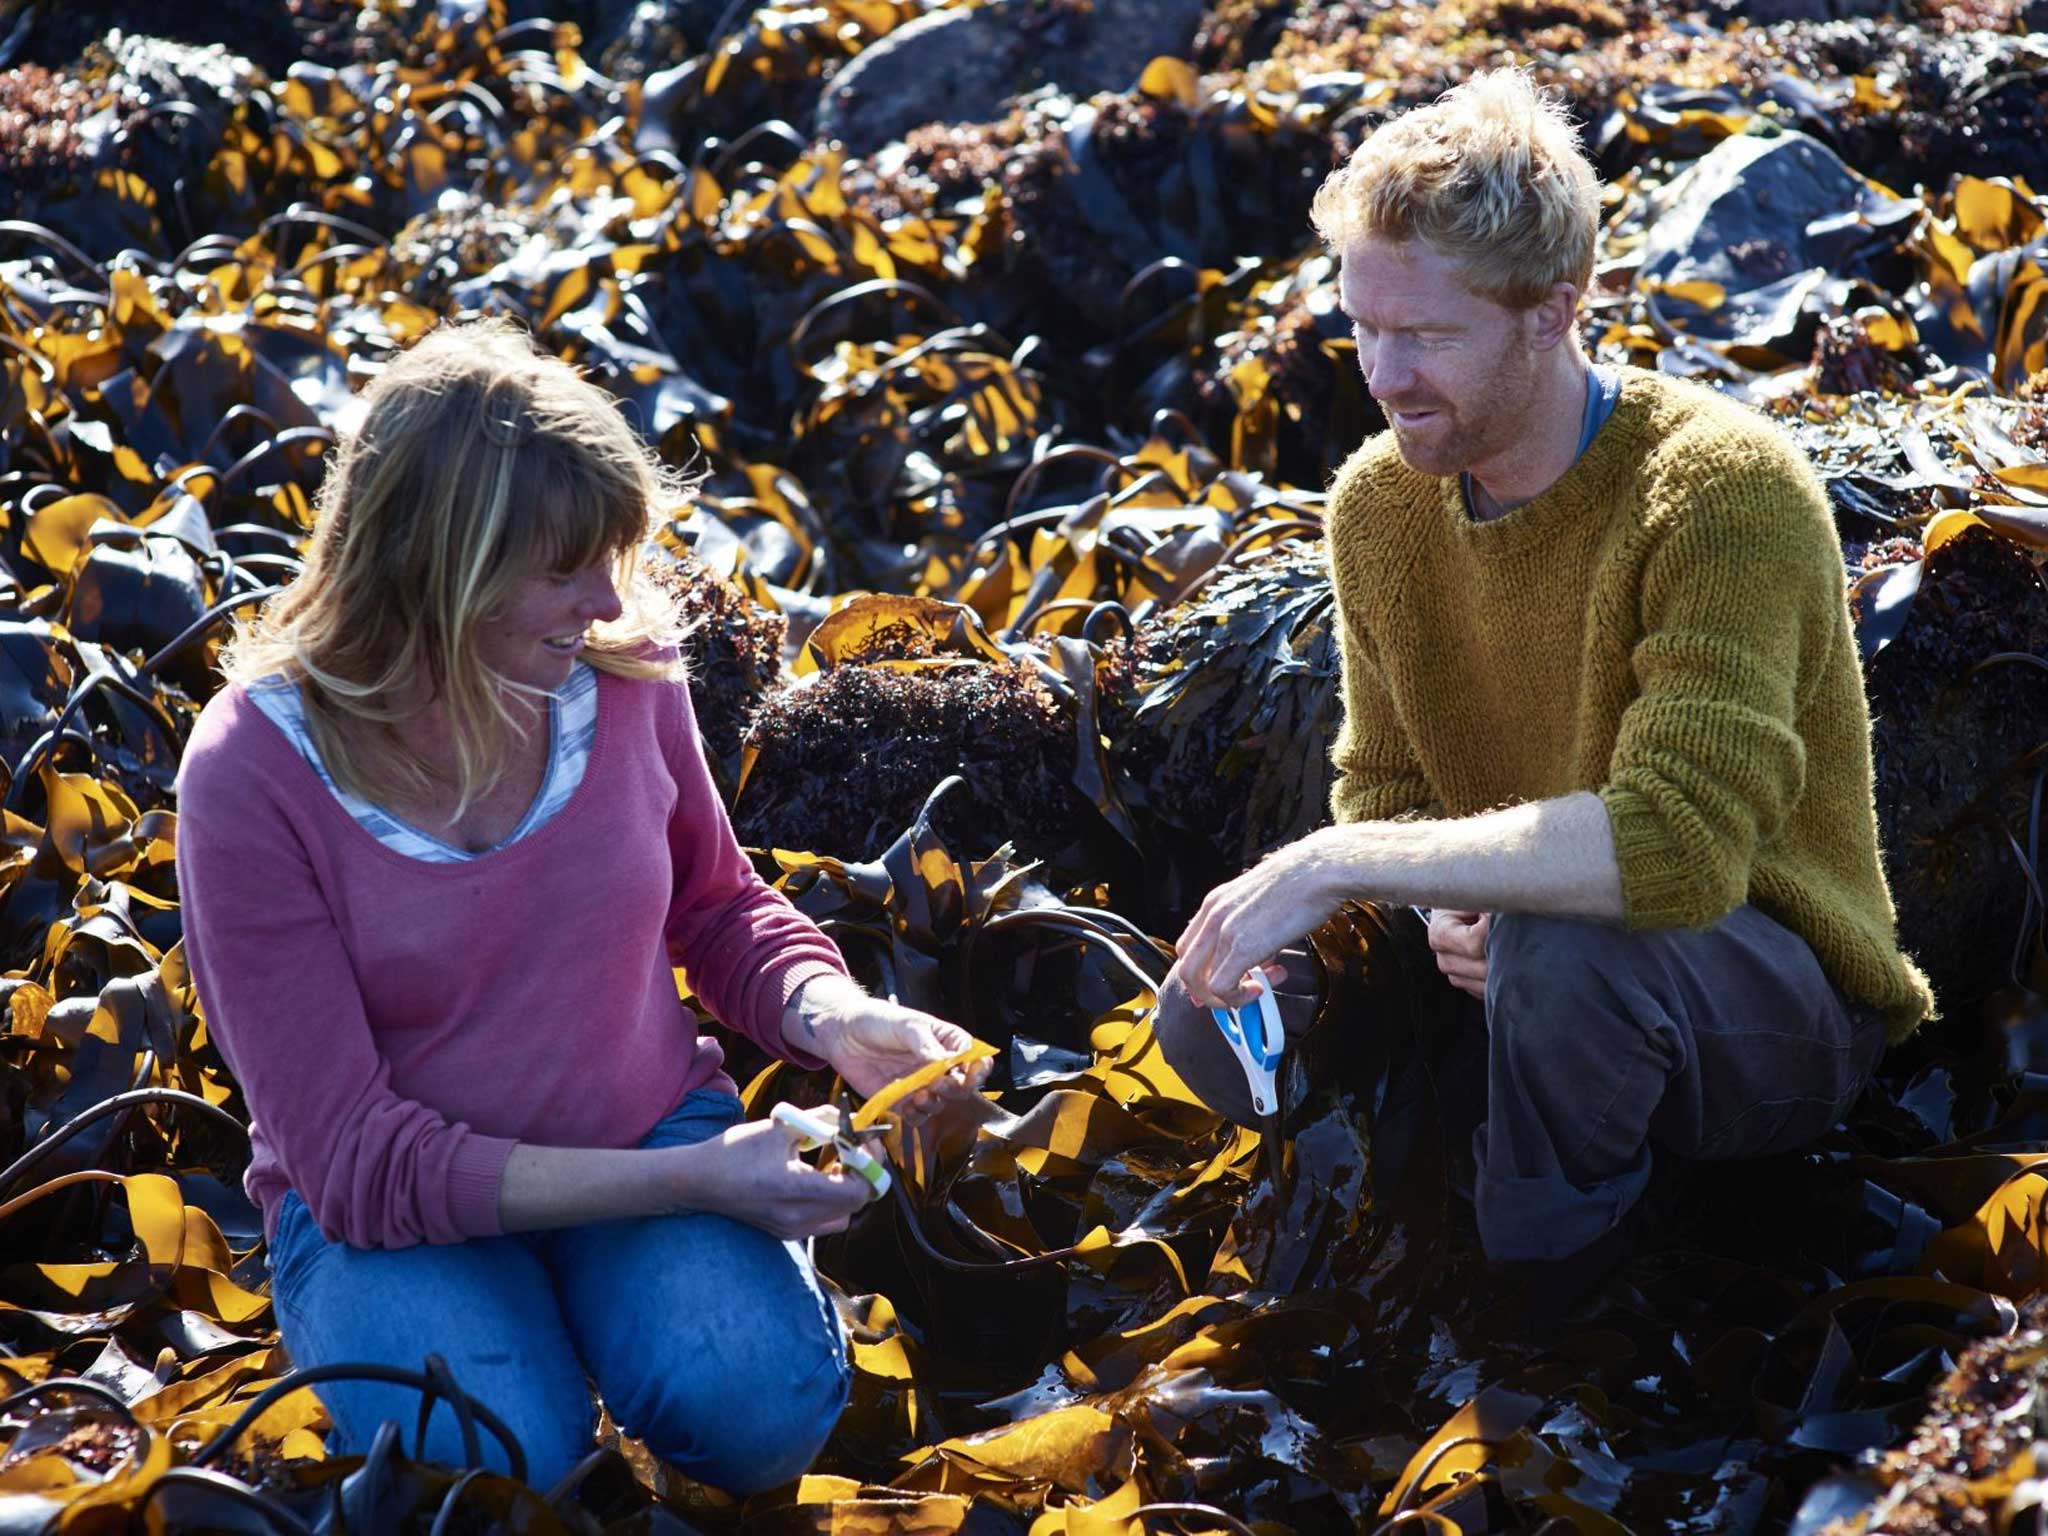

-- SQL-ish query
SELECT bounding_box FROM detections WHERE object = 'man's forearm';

[1313,790,1626,921]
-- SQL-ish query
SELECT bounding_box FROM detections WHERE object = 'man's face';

[1337,235,1542,479]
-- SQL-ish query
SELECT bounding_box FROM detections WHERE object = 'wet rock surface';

[816,0,1205,154]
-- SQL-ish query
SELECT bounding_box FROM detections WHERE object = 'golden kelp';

[3,0,2048,1531]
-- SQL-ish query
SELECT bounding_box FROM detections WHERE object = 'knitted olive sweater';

[1325,368,1935,1041]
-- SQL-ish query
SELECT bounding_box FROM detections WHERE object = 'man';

[1165,69,1934,1281]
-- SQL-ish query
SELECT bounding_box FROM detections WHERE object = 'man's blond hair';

[1311,69,1600,310]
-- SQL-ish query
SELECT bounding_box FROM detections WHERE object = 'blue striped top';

[245,665,599,862]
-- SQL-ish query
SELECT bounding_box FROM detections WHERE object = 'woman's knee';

[314,1368,596,1491]
[674,1346,848,1492]
[580,1225,849,1492]
[265,1207,599,1491]
[415,1389,597,1493]
[623,1309,848,1493]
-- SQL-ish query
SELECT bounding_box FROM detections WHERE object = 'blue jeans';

[266,1089,850,1493]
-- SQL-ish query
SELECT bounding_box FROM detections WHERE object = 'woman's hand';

[1427,909,1491,1001]
[782,974,990,1118]
[668,1112,872,1239]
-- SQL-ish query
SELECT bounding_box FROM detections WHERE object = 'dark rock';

[599,0,741,79]
[1704,0,1899,19]
[816,0,1205,157]
[1865,525,2048,1018]
[1636,129,1914,363]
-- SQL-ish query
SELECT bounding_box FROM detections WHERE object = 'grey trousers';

[1465,905,1886,1262]
[1150,904,1889,1264]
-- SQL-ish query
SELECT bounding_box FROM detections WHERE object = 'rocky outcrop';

[815,0,1204,156]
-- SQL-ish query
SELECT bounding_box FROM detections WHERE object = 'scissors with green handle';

[771,1102,893,1200]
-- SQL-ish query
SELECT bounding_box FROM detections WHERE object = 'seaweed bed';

[3,0,2048,1531]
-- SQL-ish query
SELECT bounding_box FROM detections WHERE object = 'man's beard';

[1381,342,1537,480]
[1387,404,1489,477]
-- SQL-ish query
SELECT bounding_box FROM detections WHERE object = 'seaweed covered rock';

[1106,544,1339,927]
[1705,0,1897,21]
[816,0,1204,156]
[1259,0,1658,131]
[0,35,261,254]
[1255,0,2044,198]
[1760,18,2048,193]
[732,597,1090,863]
[644,546,790,804]
[0,64,150,238]
[1001,77,1342,333]
[599,0,738,79]
[1192,258,1382,486]
[386,194,559,314]
[1772,398,1945,536]
[0,0,344,78]
[633,0,928,152]
[1864,524,2048,1017]
[1817,1291,2048,1535]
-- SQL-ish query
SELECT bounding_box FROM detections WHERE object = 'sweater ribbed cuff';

[1601,786,1710,931]
[445,1134,518,1240]
[769,957,852,1072]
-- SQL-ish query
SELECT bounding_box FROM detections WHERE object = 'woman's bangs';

[506,455,648,575]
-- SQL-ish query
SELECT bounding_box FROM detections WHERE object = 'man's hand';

[1170,834,1344,1009]
[1426,909,1491,1000]
[782,974,991,1118]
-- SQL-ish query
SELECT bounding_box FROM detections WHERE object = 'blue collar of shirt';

[1460,363,1621,520]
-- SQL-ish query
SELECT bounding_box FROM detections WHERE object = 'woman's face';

[476,556,624,692]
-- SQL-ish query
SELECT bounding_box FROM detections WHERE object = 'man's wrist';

[1307,823,1375,907]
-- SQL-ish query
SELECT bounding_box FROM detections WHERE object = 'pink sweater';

[174,668,848,1249]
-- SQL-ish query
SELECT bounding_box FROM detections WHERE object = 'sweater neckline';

[238,670,619,875]
[1435,371,1648,548]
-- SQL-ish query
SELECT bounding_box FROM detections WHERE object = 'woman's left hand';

[782,975,990,1118]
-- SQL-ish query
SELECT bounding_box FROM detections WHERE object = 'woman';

[174,319,983,1492]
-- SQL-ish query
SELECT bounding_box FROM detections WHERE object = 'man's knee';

[1482,911,1687,1171]
[1487,911,1644,991]
[1486,913,1663,1054]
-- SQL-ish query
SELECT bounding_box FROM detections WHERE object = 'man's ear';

[1523,282,1582,353]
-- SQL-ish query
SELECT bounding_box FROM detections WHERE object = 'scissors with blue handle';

[1209,970,1284,1118]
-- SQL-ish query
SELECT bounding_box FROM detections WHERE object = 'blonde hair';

[1310,69,1600,309]
[223,318,687,816]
